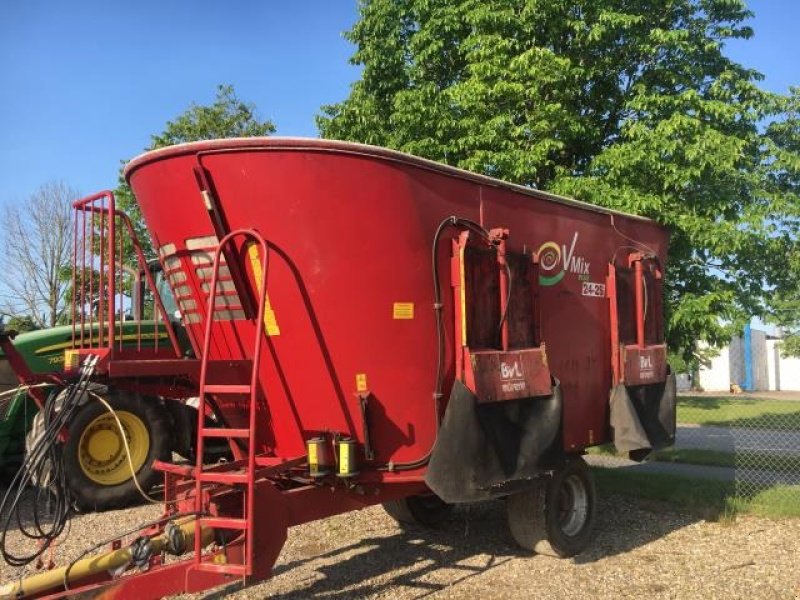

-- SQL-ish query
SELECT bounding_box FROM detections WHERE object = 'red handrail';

[70,190,181,358]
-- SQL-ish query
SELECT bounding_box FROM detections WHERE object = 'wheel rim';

[77,411,149,486]
[557,474,589,537]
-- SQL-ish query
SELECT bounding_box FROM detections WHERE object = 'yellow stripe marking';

[247,243,281,336]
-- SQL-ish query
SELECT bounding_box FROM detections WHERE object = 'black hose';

[384,216,492,472]
[0,357,97,567]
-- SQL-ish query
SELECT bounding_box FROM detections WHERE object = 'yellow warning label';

[64,349,80,371]
[393,302,414,319]
[247,243,281,336]
[356,373,368,392]
[308,443,318,467]
[339,445,350,474]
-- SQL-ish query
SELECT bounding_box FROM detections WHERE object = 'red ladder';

[192,228,269,578]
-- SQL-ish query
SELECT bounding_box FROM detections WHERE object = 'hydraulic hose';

[0,357,97,568]
[383,216,496,472]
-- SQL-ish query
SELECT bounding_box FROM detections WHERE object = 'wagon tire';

[62,391,172,511]
[507,456,596,557]
[383,492,452,528]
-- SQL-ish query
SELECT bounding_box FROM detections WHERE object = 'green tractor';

[0,267,203,510]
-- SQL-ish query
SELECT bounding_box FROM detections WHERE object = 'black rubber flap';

[610,372,677,458]
[425,380,561,503]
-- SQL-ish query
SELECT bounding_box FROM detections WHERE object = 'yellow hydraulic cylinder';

[0,518,214,599]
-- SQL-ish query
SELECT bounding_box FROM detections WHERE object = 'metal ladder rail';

[193,228,270,577]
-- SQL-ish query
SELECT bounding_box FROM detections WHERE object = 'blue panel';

[743,322,753,392]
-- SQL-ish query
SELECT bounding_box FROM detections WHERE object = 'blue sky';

[0,0,797,208]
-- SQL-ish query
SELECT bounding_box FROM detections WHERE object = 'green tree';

[5,315,39,334]
[116,84,276,258]
[319,0,800,366]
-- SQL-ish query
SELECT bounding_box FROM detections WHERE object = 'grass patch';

[748,485,800,518]
[593,466,736,518]
[677,396,800,431]
[593,467,800,519]
[588,444,800,474]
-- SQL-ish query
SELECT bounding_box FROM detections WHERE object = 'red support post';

[634,258,645,348]
[108,191,116,352]
[607,263,620,386]
[490,229,510,352]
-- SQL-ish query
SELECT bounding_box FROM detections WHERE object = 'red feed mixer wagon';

[1,138,675,598]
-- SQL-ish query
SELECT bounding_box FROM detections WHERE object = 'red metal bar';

[80,202,86,346]
[97,200,104,347]
[71,209,77,347]
[634,258,645,348]
[451,233,469,381]
[496,237,509,352]
[118,214,124,353]
[108,192,116,353]
[607,263,620,386]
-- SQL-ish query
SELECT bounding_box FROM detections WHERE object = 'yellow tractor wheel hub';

[77,411,149,486]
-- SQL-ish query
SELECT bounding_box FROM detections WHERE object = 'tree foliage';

[5,315,39,334]
[319,0,800,365]
[116,84,276,258]
[1,181,77,328]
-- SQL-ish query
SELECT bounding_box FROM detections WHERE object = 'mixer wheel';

[507,455,596,557]
[383,492,452,528]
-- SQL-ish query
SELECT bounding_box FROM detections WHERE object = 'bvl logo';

[639,354,655,380]
[500,361,523,380]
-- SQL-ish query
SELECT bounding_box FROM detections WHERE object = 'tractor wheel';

[507,456,596,557]
[383,492,452,528]
[61,391,172,510]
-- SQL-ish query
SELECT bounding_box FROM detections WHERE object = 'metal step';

[203,384,252,394]
[199,516,248,530]
[199,427,250,439]
[193,562,248,576]
[196,471,249,484]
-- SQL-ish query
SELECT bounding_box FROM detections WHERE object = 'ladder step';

[200,516,248,530]
[196,471,249,484]
[204,384,252,395]
[200,427,250,439]
[194,562,248,576]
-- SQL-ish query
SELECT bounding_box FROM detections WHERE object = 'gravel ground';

[1,491,799,599]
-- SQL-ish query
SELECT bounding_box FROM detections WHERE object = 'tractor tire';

[383,492,452,528]
[507,456,596,557]
[61,390,172,511]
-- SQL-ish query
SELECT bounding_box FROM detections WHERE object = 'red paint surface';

[125,138,669,461]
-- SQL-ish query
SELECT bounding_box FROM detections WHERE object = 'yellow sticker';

[356,373,368,392]
[393,302,414,319]
[339,445,349,474]
[64,349,80,370]
[247,243,281,336]
[308,442,318,467]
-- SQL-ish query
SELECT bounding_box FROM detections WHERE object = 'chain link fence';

[675,391,800,509]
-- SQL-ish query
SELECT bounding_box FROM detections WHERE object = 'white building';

[697,326,800,392]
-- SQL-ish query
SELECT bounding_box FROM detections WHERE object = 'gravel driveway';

[1,493,798,599]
